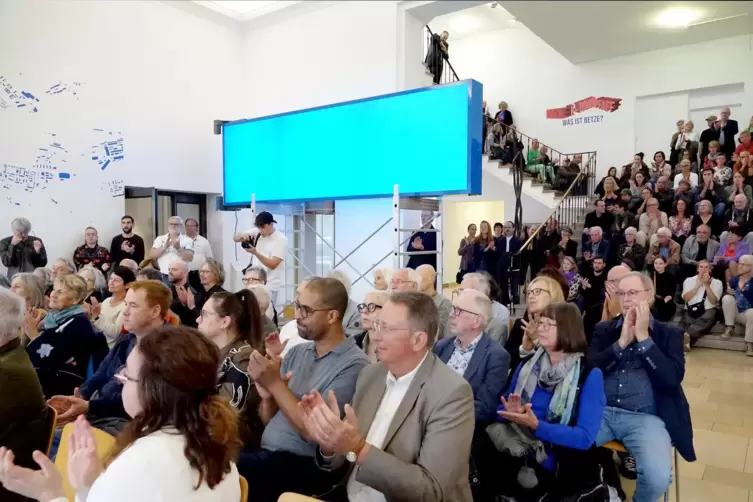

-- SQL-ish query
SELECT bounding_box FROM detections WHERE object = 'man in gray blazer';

[299,291,475,502]
[680,224,720,281]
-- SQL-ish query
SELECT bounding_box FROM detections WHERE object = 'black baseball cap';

[254,211,277,227]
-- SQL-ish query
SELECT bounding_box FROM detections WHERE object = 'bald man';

[602,264,632,321]
[166,260,196,327]
[417,264,451,341]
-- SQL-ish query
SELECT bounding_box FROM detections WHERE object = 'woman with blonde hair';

[78,266,106,305]
[473,220,496,273]
[504,275,565,375]
[10,273,47,344]
[601,176,619,208]
[373,268,392,291]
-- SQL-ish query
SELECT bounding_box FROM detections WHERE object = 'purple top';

[715,240,751,263]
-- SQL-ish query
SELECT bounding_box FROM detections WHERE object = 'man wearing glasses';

[241,277,369,501]
[590,272,694,502]
[149,216,194,275]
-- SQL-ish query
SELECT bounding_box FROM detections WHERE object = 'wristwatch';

[346,438,367,463]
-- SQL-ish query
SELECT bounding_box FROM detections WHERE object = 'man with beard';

[240,277,370,501]
[109,215,145,266]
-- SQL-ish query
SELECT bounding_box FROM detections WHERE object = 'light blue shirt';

[446,333,483,376]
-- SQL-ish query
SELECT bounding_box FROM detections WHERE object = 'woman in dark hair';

[0,326,241,501]
[651,256,677,322]
[198,289,265,448]
[488,302,605,500]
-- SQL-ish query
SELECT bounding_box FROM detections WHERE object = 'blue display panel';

[222,79,483,206]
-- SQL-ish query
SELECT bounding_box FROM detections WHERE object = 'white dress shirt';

[152,233,194,274]
[188,234,213,270]
[346,352,428,502]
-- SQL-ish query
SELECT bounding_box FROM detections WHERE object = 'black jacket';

[0,236,47,279]
[723,207,753,234]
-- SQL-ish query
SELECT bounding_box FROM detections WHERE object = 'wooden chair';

[239,475,248,502]
[602,440,679,502]
[278,493,319,502]
[54,423,116,501]
[44,406,58,455]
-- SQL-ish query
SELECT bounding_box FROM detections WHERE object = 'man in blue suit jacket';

[589,272,695,502]
[495,221,523,306]
[433,289,510,423]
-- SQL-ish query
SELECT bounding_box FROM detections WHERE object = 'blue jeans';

[596,406,672,502]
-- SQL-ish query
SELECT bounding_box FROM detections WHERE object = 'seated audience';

[674,179,697,212]
[703,140,721,170]
[653,176,675,215]
[25,274,108,398]
[167,260,197,327]
[391,267,421,292]
[650,151,670,181]
[735,130,753,156]
[602,264,632,322]
[0,326,242,502]
[416,264,452,340]
[536,266,570,300]
[77,267,106,305]
[582,200,614,248]
[243,266,278,321]
[696,168,726,217]
[276,278,314,358]
[618,227,646,270]
[560,255,584,302]
[580,256,608,337]
[505,275,565,374]
[434,289,510,423]
[611,202,639,243]
[373,269,391,291]
[353,290,390,362]
[198,289,266,447]
[190,258,226,319]
[0,287,51,502]
[73,227,111,272]
[301,291,475,502]
[555,156,581,192]
[681,224,721,281]
[248,284,278,337]
[594,167,618,197]
[680,260,723,351]
[0,217,47,279]
[329,270,363,338]
[646,227,680,275]
[90,266,136,347]
[714,227,750,281]
[47,281,171,438]
[673,160,698,188]
[668,197,692,246]
[551,225,578,261]
[487,123,504,160]
[460,272,510,345]
[32,267,51,291]
[625,152,649,178]
[650,256,677,322]
[630,171,652,198]
[9,272,46,344]
[712,153,731,185]
[239,277,369,501]
[600,177,620,209]
[638,198,668,246]
[726,171,753,207]
[691,200,723,240]
[617,165,632,190]
[580,227,610,272]
[722,193,753,244]
[721,254,753,357]
[46,258,76,297]
[591,272,695,502]
[527,138,553,183]
[488,302,605,501]
[630,187,652,215]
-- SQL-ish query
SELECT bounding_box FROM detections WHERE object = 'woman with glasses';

[487,302,605,500]
[197,289,265,448]
[651,256,677,322]
[353,291,389,363]
[188,259,226,320]
[504,275,565,379]
[0,325,242,502]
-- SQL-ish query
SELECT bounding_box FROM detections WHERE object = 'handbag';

[687,289,706,319]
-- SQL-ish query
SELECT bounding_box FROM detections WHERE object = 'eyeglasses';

[168,223,182,227]
[528,288,550,297]
[114,365,139,384]
[242,276,264,285]
[615,289,650,298]
[357,303,383,313]
[294,301,333,319]
[199,309,220,319]
[451,305,480,317]
[373,321,414,334]
[537,320,557,331]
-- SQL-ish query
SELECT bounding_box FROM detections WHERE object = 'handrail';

[424,25,460,82]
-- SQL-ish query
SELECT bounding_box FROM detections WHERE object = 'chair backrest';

[55,423,116,500]
[239,475,249,502]
[278,494,320,502]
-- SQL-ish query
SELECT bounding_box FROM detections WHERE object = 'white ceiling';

[430,3,518,41]
[192,1,300,21]
[499,1,753,63]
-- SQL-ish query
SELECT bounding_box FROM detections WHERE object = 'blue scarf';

[43,305,85,331]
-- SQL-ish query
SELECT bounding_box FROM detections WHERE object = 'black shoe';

[617,452,637,480]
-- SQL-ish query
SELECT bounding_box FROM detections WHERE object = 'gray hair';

[248,284,270,312]
[244,266,267,284]
[657,227,672,238]
[618,271,655,303]
[401,268,422,291]
[0,287,26,343]
[55,258,76,274]
[739,254,753,266]
[625,226,637,235]
[10,217,31,234]
[462,272,491,298]
[119,258,138,272]
[34,267,51,287]
[79,267,106,291]
[168,215,184,226]
[460,289,493,328]
[12,273,45,309]
[589,226,603,236]
[328,269,352,295]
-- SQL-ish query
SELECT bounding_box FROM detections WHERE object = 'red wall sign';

[546,96,622,119]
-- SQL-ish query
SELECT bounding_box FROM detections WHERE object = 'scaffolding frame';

[248,184,443,303]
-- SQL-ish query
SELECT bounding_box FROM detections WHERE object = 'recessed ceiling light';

[655,6,703,28]
[450,14,482,34]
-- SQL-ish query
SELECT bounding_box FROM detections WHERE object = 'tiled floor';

[622,348,753,501]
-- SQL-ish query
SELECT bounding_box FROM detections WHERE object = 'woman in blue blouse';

[488,301,605,500]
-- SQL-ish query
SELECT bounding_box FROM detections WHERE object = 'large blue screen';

[222,80,482,206]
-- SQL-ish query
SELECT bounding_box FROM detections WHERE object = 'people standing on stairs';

[404,210,437,270]
[496,221,522,306]
[109,215,145,267]
[457,223,477,283]
[669,119,685,167]
[679,260,723,352]
[681,224,720,282]
[650,256,677,323]
[482,100,492,151]
[473,220,495,274]
[721,254,753,356]
[717,107,739,158]
[700,116,721,166]
[0,217,47,280]
[233,211,288,306]
[495,101,514,133]
[425,29,449,85]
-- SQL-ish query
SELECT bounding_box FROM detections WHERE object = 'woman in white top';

[0,325,241,502]
[673,159,698,188]
[88,266,135,347]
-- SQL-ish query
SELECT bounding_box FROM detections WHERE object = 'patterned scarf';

[514,347,582,424]
[42,305,85,331]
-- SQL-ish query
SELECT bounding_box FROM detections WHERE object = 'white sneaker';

[722,326,734,339]
[683,333,691,353]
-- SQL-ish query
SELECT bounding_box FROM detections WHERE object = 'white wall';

[0,0,243,266]
[449,27,753,178]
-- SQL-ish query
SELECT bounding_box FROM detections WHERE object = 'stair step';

[693,335,747,351]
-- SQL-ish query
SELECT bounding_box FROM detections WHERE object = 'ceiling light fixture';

[654,6,704,29]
